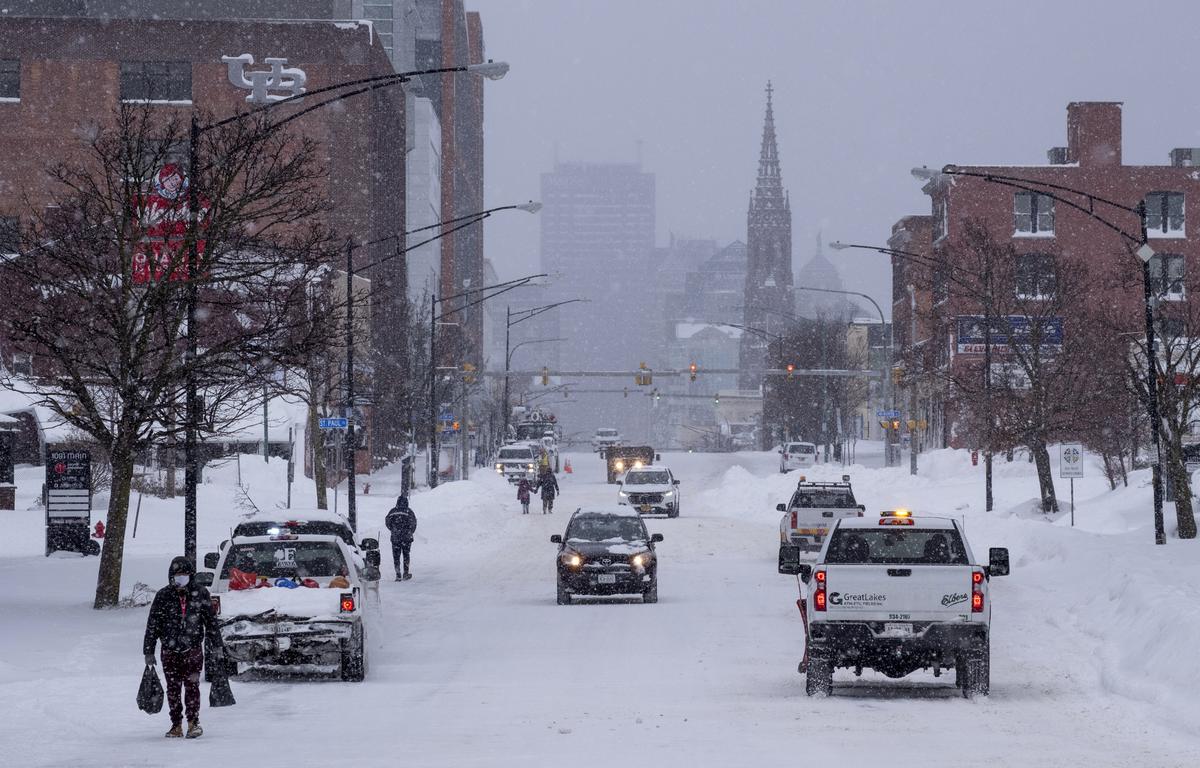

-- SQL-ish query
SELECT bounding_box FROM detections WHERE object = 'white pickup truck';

[781,510,1010,698]
[776,476,864,571]
[198,532,381,682]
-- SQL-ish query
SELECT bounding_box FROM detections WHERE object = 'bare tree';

[0,104,343,607]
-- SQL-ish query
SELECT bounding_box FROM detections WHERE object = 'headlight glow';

[633,461,644,469]
[631,552,651,568]
[618,490,628,497]
[663,490,675,498]
[562,552,583,568]
[615,461,625,470]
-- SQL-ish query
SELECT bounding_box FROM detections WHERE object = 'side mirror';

[651,533,664,543]
[655,453,661,461]
[360,537,379,551]
[203,552,219,570]
[194,571,214,587]
[365,550,381,567]
[550,534,562,544]
[988,547,1010,576]
[363,566,381,582]
[776,503,787,512]
[598,450,606,459]
[672,479,680,486]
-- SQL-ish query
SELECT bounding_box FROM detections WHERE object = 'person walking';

[536,467,559,515]
[516,476,533,515]
[143,556,223,739]
[385,495,418,580]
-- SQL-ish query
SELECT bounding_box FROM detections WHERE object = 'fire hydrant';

[93,521,105,539]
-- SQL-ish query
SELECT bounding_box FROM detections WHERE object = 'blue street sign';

[438,408,454,422]
[956,315,1063,355]
[318,417,349,430]
[876,409,901,419]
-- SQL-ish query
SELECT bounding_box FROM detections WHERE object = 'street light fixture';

[503,299,587,436]
[181,61,513,554]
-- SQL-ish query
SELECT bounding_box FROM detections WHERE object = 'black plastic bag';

[209,674,236,707]
[137,666,163,714]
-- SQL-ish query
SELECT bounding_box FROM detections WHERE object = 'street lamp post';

[503,299,585,438]
[181,60,512,553]
[428,273,547,488]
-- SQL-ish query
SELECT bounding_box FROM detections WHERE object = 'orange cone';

[564,459,573,474]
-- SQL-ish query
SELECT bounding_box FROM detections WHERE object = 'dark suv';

[551,507,663,605]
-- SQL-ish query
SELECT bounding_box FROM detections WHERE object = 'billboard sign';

[45,449,91,519]
[956,315,1063,355]
[131,165,210,284]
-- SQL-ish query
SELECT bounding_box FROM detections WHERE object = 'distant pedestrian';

[385,495,418,580]
[143,556,223,739]
[536,467,559,514]
[517,477,533,515]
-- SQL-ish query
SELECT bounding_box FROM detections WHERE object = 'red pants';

[161,648,204,725]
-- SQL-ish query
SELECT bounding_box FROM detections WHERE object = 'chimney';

[1066,102,1122,167]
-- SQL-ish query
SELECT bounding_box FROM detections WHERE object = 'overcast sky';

[471,0,1200,318]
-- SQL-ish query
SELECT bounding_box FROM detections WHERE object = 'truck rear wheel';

[961,641,990,698]
[805,655,833,696]
[340,628,366,682]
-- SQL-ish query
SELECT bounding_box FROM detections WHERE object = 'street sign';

[438,408,454,423]
[1060,443,1084,479]
[876,409,901,419]
[318,417,349,430]
[956,315,1063,355]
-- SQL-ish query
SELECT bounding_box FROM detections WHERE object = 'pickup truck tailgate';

[821,565,976,621]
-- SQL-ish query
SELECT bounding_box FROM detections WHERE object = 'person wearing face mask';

[142,556,223,738]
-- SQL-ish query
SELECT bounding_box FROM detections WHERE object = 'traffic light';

[541,366,549,386]
[653,388,661,401]
[713,394,720,405]
[462,362,476,384]
[786,363,795,379]
[635,362,652,386]
[891,420,901,431]
[623,387,629,398]
[689,362,698,382]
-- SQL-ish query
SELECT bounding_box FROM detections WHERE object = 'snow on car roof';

[573,505,642,518]
[837,515,958,530]
[229,533,346,544]
[239,509,351,525]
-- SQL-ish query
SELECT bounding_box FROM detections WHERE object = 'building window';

[0,59,18,100]
[933,197,948,241]
[1149,253,1186,300]
[0,216,19,255]
[1015,253,1056,299]
[10,352,32,377]
[1014,192,1054,235]
[120,61,192,102]
[1144,192,1184,237]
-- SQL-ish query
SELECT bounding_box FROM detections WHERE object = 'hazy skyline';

[472,0,1200,318]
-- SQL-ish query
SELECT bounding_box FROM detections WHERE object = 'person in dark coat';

[536,468,560,514]
[385,495,418,580]
[516,477,533,515]
[143,556,223,739]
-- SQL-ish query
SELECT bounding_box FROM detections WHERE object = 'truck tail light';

[971,570,985,613]
[790,510,798,529]
[340,593,356,613]
[210,596,221,616]
[814,569,827,612]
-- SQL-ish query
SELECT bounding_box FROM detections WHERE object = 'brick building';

[0,15,405,471]
[901,101,1200,448]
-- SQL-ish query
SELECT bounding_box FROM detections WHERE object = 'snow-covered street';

[2,447,1198,767]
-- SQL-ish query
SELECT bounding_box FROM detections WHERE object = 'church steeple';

[752,81,787,210]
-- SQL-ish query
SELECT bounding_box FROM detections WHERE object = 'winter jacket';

[536,473,559,500]
[517,479,532,503]
[142,581,222,657]
[385,504,418,543]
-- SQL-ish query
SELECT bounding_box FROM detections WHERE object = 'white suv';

[779,441,817,472]
[592,428,622,453]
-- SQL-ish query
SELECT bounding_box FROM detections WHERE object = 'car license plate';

[597,574,617,584]
[639,504,651,512]
[277,622,294,634]
[882,622,913,637]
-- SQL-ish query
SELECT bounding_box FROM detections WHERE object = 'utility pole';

[344,238,357,532]
[983,252,994,511]
[907,285,918,476]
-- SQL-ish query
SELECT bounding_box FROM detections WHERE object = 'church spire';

[754,81,784,203]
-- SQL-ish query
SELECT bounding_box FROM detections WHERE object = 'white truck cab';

[782,509,1010,698]
[199,532,380,682]
[495,442,539,483]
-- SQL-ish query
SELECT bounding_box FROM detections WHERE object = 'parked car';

[199,531,381,682]
[779,441,817,472]
[618,466,681,517]
[551,507,664,605]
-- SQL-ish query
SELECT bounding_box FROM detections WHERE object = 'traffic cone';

[564,459,573,474]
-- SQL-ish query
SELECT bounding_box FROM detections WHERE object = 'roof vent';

[1169,148,1200,167]
[1047,147,1069,165]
